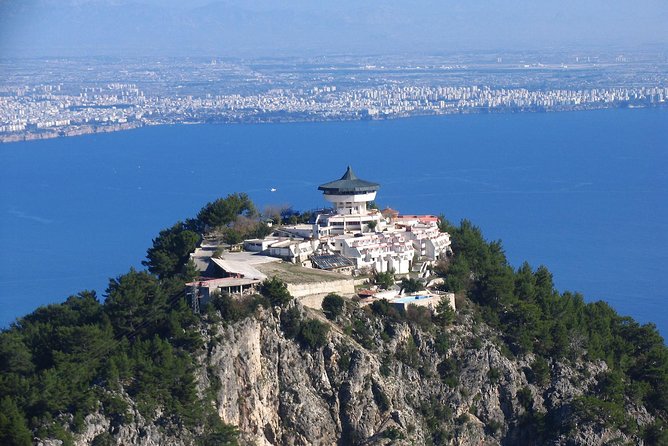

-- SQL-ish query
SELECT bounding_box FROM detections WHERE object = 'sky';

[0,0,667,57]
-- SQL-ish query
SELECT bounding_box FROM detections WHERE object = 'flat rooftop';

[186,277,260,287]
[216,251,281,265]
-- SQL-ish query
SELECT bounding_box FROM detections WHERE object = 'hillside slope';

[1,198,666,445]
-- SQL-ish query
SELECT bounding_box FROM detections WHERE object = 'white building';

[326,231,415,274]
[238,167,452,276]
[243,236,319,265]
[243,238,276,252]
[315,166,385,236]
[404,223,452,260]
[268,239,318,266]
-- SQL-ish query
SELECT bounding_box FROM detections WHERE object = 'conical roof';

[318,166,380,194]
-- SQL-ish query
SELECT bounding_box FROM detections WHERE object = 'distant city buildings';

[1,56,666,142]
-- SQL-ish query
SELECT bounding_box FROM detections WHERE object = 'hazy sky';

[1,0,667,57]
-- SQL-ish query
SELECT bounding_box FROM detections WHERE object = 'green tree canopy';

[104,269,167,337]
[322,293,345,320]
[0,397,32,446]
[260,277,292,307]
[196,193,257,231]
[143,222,200,279]
[400,278,424,294]
[374,270,395,290]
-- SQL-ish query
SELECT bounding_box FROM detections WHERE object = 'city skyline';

[2,54,666,142]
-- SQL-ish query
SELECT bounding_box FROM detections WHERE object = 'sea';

[1,108,667,338]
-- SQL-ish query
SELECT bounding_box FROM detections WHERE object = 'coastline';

[2,102,665,144]
[0,121,144,144]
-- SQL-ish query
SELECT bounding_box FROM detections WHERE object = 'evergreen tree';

[322,293,345,320]
[260,277,292,306]
[196,193,256,231]
[0,397,32,446]
[143,222,200,279]
[104,269,167,336]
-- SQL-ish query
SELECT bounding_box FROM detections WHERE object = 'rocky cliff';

[61,296,656,446]
[9,207,666,446]
[198,301,647,445]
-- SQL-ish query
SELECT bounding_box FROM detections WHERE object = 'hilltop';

[0,194,667,445]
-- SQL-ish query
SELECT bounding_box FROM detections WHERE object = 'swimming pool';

[392,295,433,304]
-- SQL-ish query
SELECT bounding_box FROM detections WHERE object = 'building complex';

[188,167,454,312]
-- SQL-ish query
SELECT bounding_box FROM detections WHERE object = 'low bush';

[298,319,330,350]
[210,293,269,322]
[260,277,292,306]
[322,293,345,320]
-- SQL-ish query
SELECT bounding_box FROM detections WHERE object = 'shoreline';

[0,122,144,143]
[1,102,666,144]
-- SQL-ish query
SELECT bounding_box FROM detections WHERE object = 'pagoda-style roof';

[318,166,380,194]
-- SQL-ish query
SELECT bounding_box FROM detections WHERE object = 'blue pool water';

[393,295,433,304]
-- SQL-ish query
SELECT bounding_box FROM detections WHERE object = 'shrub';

[396,337,420,368]
[91,432,114,446]
[485,419,503,435]
[370,299,401,320]
[468,337,483,350]
[400,278,424,294]
[374,270,395,289]
[351,315,374,349]
[437,358,459,387]
[201,412,240,446]
[100,394,130,425]
[380,355,392,377]
[298,319,329,350]
[405,304,433,330]
[572,396,627,429]
[420,397,453,444]
[488,367,501,384]
[260,277,292,306]
[517,386,533,411]
[434,331,450,355]
[382,427,404,440]
[211,293,269,322]
[322,293,345,320]
[281,306,302,339]
[528,357,550,386]
[338,349,351,371]
[642,420,668,445]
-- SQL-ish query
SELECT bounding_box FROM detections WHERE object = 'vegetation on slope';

[1,196,667,445]
[0,193,265,445]
[435,218,668,442]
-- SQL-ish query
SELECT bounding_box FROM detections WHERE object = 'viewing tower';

[318,166,380,215]
[316,166,383,235]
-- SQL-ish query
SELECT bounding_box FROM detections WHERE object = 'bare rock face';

[56,300,653,445]
[198,302,643,446]
[73,413,109,446]
[205,304,422,445]
[65,400,192,446]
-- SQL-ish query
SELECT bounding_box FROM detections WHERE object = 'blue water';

[1,108,667,337]
[394,295,433,303]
